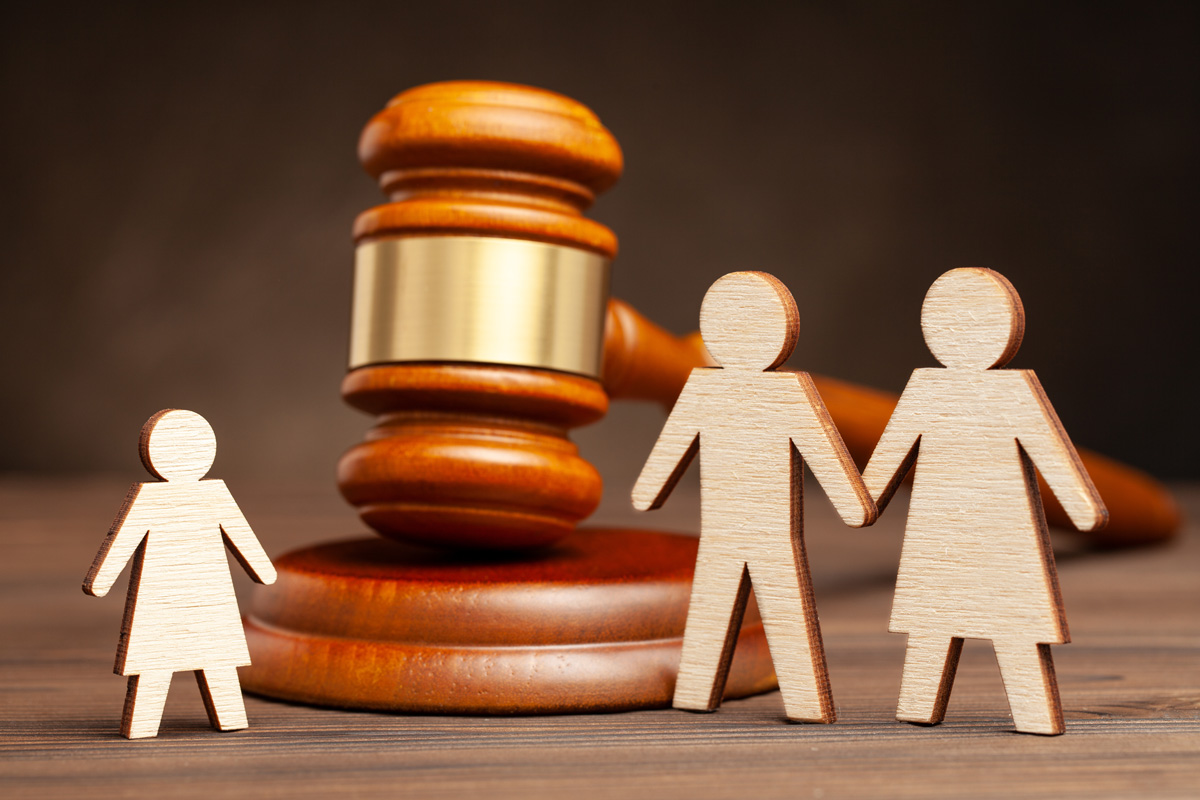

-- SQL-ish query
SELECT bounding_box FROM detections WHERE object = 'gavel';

[336,80,1179,550]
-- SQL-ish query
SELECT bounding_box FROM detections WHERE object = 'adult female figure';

[863,268,1106,735]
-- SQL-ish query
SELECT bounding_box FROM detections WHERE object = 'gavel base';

[242,529,778,714]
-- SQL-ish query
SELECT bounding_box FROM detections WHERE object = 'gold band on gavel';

[349,236,612,377]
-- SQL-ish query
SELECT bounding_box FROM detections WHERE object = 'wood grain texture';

[863,268,1107,735]
[633,273,876,722]
[808,374,1179,546]
[82,410,276,738]
[3,477,1197,798]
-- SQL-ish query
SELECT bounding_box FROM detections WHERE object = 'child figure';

[633,272,876,722]
[862,268,1107,735]
[84,409,276,738]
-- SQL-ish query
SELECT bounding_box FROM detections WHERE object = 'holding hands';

[633,267,1105,735]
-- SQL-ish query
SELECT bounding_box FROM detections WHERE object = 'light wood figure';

[83,410,277,739]
[632,272,876,722]
[862,268,1108,735]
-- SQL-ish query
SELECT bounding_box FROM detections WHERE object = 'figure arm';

[632,371,705,511]
[1014,372,1108,532]
[861,375,923,515]
[791,372,877,527]
[214,482,277,584]
[83,484,150,597]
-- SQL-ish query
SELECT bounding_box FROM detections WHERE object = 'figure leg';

[195,667,249,731]
[747,555,834,723]
[896,635,963,725]
[674,554,752,713]
[992,642,1063,735]
[121,671,172,739]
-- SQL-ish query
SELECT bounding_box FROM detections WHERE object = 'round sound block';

[242,528,777,714]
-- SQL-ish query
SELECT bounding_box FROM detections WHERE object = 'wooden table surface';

[2,477,1197,798]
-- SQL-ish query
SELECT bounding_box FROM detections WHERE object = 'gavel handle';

[602,298,1180,547]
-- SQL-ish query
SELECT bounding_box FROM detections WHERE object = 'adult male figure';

[633,271,876,722]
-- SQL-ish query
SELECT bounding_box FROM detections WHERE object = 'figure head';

[139,409,217,481]
[921,268,1025,369]
[699,271,799,371]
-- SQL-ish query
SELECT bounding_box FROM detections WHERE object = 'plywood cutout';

[632,271,876,722]
[862,268,1107,735]
[83,409,277,738]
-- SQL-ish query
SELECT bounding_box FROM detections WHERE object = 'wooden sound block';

[242,528,777,714]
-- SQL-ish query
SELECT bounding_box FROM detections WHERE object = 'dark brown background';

[3,1,1197,499]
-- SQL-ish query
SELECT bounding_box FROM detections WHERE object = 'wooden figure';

[632,271,877,722]
[83,409,277,739]
[862,268,1108,735]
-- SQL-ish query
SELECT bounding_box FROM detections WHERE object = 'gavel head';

[338,81,624,551]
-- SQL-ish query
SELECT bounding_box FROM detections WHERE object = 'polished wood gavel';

[337,80,1179,551]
